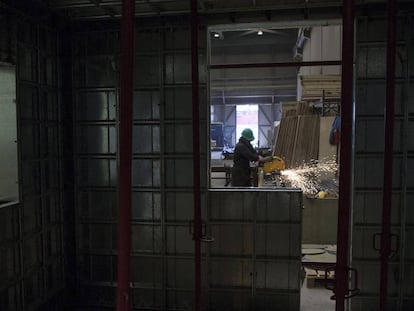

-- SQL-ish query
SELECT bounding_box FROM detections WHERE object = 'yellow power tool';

[263,156,286,174]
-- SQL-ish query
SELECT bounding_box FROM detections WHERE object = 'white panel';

[0,66,18,202]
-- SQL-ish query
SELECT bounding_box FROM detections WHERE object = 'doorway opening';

[208,21,342,310]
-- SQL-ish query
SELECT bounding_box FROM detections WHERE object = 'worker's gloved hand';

[262,156,274,163]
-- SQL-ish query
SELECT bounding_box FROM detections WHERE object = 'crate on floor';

[305,267,335,288]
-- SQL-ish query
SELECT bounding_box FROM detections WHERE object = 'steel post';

[380,0,397,309]
[335,0,355,310]
[210,60,341,70]
[191,0,202,310]
[116,0,135,310]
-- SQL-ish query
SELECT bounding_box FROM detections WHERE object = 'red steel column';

[116,0,135,310]
[190,0,202,310]
[335,0,355,310]
[380,0,397,309]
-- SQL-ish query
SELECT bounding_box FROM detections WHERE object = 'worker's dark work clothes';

[231,137,259,186]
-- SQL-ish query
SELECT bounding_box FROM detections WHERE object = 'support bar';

[380,0,397,309]
[335,0,355,310]
[190,0,202,310]
[116,0,135,310]
[210,60,341,70]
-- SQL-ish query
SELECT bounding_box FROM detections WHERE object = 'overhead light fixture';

[213,31,224,39]
[257,30,263,36]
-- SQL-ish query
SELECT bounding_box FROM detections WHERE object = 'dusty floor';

[301,278,335,310]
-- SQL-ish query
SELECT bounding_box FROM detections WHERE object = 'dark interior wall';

[352,14,414,310]
[70,19,208,309]
[0,5,67,311]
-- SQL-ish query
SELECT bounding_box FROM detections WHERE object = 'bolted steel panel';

[166,290,194,310]
[132,192,161,221]
[353,192,401,225]
[72,24,208,310]
[165,192,195,221]
[18,47,38,82]
[210,259,253,288]
[256,224,301,257]
[76,91,116,121]
[131,288,163,309]
[211,224,254,256]
[166,225,195,255]
[80,224,115,250]
[79,159,111,187]
[132,125,160,154]
[209,290,252,311]
[131,256,162,285]
[164,88,195,120]
[208,189,302,310]
[78,285,115,306]
[133,90,160,120]
[77,125,111,154]
[131,159,161,187]
[135,31,160,52]
[134,55,160,86]
[79,191,116,219]
[354,157,403,189]
[0,204,19,241]
[255,292,300,311]
[21,198,41,233]
[165,123,194,153]
[256,261,301,291]
[165,159,194,188]
[0,283,22,311]
[167,258,196,288]
[131,224,162,253]
[23,270,44,307]
[0,245,20,284]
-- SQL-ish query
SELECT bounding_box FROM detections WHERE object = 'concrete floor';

[301,279,335,310]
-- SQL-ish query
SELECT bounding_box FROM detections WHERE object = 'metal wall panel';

[0,9,65,310]
[208,189,302,311]
[72,24,208,310]
[352,15,414,310]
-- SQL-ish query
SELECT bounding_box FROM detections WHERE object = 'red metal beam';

[335,0,355,310]
[380,0,397,309]
[210,60,341,69]
[116,0,135,310]
[190,0,202,310]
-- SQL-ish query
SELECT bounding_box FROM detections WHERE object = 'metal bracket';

[188,221,214,243]
[325,266,360,300]
[372,232,400,258]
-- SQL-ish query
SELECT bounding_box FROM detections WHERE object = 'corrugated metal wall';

[0,10,66,311]
[352,14,414,310]
[71,21,208,310]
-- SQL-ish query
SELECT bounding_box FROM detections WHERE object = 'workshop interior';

[0,0,413,311]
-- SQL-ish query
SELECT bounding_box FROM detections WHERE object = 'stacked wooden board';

[273,102,320,168]
[300,74,341,100]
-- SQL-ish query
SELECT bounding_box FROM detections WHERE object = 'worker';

[231,128,265,187]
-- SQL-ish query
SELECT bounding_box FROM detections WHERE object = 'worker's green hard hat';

[241,128,255,141]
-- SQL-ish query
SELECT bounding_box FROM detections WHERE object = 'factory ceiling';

[42,0,348,20]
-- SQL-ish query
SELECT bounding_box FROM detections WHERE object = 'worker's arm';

[238,144,263,162]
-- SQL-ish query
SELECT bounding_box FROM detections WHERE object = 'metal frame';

[379,0,397,309]
[335,0,355,310]
[190,1,202,310]
[116,0,135,309]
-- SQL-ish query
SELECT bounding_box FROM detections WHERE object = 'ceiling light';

[214,33,220,38]
[257,30,263,36]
